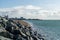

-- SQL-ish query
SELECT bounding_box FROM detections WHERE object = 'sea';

[26,20,60,40]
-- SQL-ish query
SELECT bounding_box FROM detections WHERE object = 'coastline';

[0,17,45,40]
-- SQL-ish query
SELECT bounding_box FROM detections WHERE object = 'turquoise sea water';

[26,20,60,40]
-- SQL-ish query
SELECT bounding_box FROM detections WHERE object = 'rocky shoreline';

[0,17,45,40]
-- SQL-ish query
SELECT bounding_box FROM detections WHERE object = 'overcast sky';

[0,0,60,20]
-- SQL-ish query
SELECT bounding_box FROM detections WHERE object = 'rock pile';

[0,17,45,40]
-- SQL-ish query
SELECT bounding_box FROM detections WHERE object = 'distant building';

[19,17,26,20]
[9,17,26,20]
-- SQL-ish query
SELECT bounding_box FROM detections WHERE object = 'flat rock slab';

[13,20,31,27]
[0,36,11,40]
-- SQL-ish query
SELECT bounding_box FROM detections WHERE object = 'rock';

[0,32,12,39]
[0,16,45,40]
[0,36,11,40]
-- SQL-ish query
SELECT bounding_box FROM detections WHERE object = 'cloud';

[0,5,60,20]
[25,5,41,10]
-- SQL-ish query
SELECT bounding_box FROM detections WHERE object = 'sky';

[0,0,60,20]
